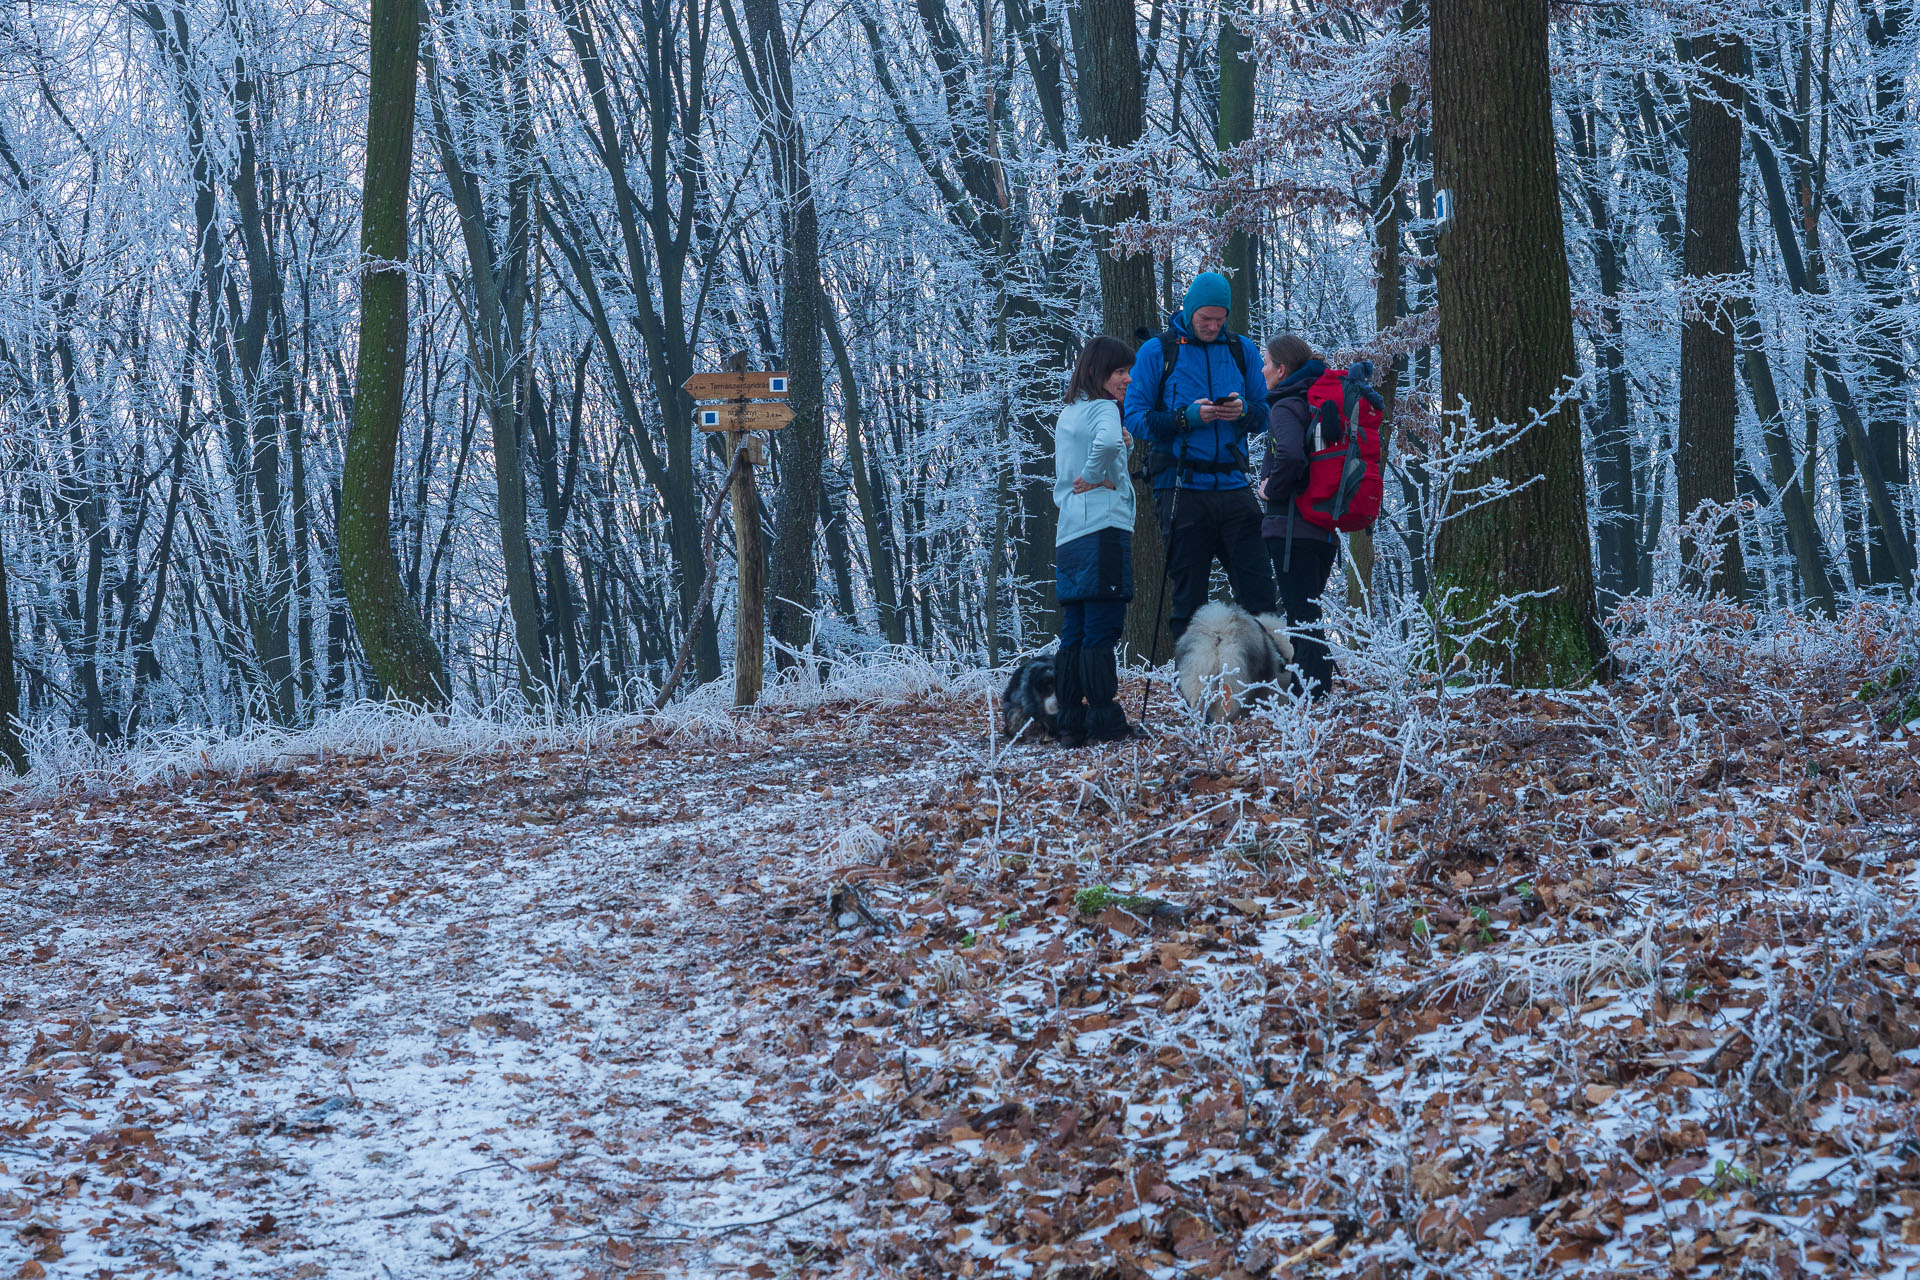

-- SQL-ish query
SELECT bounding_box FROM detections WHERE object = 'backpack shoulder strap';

[1222,332,1249,380]
[1156,330,1180,413]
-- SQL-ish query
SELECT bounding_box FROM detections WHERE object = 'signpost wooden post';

[687,364,789,708]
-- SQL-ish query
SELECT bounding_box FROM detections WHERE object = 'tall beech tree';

[736,0,827,671]
[1431,0,1604,682]
[1217,12,1256,336]
[1072,0,1170,662]
[0,532,25,773]
[1676,31,1745,597]
[340,0,450,705]
[423,0,549,698]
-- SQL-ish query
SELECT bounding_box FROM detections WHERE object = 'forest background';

[0,0,1914,748]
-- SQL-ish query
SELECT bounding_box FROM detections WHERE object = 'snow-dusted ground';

[1,710,959,1278]
[7,616,1920,1278]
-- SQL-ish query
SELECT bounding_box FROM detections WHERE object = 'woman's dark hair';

[1064,336,1137,403]
[1266,334,1318,374]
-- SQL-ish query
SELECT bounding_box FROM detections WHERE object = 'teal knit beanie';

[1181,271,1233,328]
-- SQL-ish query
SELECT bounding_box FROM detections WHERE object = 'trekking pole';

[1139,559,1170,721]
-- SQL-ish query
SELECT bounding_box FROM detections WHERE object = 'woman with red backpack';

[1257,336,1342,697]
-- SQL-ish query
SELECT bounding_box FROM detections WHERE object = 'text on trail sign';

[697,402,794,432]
[684,371,791,400]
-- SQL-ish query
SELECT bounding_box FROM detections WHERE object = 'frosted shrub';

[1611,593,1920,699]
[7,647,992,800]
[1328,381,1588,702]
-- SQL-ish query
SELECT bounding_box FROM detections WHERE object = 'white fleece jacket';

[1052,396,1135,546]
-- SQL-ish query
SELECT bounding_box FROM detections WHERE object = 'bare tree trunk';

[1217,10,1256,334]
[740,0,826,671]
[341,0,449,706]
[1858,0,1913,585]
[1730,237,1836,615]
[1348,60,1412,607]
[1431,0,1604,683]
[0,530,26,773]
[822,300,903,643]
[548,0,723,680]
[424,0,548,699]
[1570,97,1638,614]
[1072,0,1168,663]
[1676,32,1745,597]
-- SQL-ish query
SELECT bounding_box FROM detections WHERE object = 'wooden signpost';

[695,403,795,433]
[685,372,792,400]
[688,362,789,708]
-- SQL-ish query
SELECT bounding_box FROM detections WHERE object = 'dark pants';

[1267,536,1337,696]
[1154,486,1277,639]
[1060,600,1127,651]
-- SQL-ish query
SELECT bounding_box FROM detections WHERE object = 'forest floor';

[5,609,1920,1280]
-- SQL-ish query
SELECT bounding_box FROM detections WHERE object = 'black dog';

[1001,654,1059,741]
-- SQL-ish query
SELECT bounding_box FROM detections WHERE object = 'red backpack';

[1293,364,1385,534]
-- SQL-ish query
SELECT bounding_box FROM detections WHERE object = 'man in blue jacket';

[1123,271,1277,642]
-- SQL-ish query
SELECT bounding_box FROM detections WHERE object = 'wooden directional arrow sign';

[695,402,794,432]
[684,371,790,400]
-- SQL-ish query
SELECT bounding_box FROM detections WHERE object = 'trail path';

[2,705,964,1278]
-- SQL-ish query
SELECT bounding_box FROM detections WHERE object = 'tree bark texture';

[1730,231,1837,614]
[1348,67,1412,609]
[1747,102,1915,594]
[1676,32,1745,598]
[1217,11,1256,335]
[1073,0,1170,664]
[0,531,26,773]
[341,0,451,706]
[1570,99,1639,614]
[822,300,905,643]
[742,0,826,671]
[424,4,549,698]
[1430,0,1604,684]
[730,434,766,705]
[1860,0,1912,585]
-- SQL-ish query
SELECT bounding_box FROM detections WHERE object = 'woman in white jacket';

[1052,336,1138,745]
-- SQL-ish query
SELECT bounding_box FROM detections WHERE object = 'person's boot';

[1052,646,1087,746]
[1082,646,1135,741]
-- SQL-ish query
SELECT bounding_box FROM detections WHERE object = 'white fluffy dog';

[1174,601,1297,723]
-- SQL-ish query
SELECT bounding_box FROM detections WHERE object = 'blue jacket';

[1122,312,1268,491]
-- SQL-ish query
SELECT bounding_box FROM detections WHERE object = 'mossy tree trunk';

[1430,0,1605,684]
[341,0,450,707]
[1676,32,1745,598]
[1217,11,1256,335]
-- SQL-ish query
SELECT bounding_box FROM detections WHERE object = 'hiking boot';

[1086,700,1137,741]
[1053,646,1087,746]
[1080,646,1134,741]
